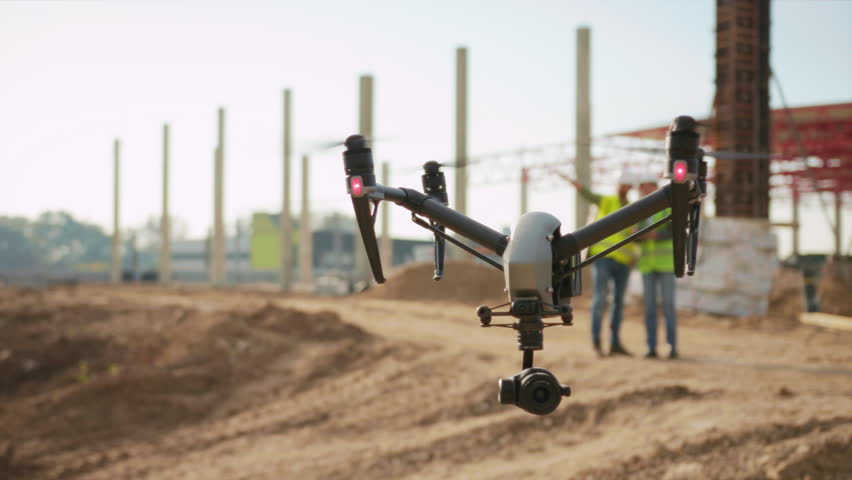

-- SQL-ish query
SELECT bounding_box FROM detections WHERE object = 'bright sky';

[1,0,851,256]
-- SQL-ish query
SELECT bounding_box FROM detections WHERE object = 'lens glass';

[533,385,551,403]
[499,368,565,415]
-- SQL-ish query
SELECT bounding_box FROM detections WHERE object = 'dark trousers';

[642,271,677,353]
[591,257,631,345]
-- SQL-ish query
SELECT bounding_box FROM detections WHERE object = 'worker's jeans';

[642,272,677,352]
[591,258,631,346]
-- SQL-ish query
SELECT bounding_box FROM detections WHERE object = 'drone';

[343,116,708,416]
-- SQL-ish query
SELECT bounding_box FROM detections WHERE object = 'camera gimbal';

[343,116,707,415]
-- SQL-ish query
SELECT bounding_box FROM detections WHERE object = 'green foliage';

[30,211,111,267]
[0,211,111,271]
[0,223,40,271]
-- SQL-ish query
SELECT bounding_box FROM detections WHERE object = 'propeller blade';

[604,144,780,161]
[303,136,395,155]
[703,150,781,160]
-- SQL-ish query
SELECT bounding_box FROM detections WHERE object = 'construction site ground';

[2,264,851,479]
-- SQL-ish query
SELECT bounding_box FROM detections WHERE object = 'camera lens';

[533,385,551,403]
[517,368,563,415]
[496,368,569,415]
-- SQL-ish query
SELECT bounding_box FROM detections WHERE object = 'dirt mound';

[818,260,852,316]
[245,302,371,342]
[364,261,506,304]
[0,291,379,473]
[365,261,592,308]
[768,266,805,322]
[2,285,850,480]
[344,384,706,479]
[778,435,852,479]
[577,416,852,480]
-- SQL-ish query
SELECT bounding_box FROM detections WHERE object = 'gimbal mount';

[343,116,707,415]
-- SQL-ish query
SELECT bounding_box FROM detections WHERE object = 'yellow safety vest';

[588,195,639,266]
[638,209,675,273]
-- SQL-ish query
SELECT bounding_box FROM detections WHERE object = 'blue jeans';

[642,272,677,352]
[591,258,631,345]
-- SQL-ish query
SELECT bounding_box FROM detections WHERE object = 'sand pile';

[0,289,379,476]
[2,285,851,479]
[768,266,805,322]
[365,261,592,308]
[818,259,852,316]
[364,261,506,304]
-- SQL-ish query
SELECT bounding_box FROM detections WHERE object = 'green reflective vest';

[588,195,639,266]
[638,208,674,273]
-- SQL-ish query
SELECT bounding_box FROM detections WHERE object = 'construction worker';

[560,171,639,357]
[637,176,678,359]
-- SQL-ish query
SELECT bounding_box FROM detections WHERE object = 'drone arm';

[371,181,675,265]
[365,184,407,203]
[554,185,672,259]
[367,184,509,256]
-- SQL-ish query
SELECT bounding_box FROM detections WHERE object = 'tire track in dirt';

[574,416,852,480]
[38,344,448,479]
[6,287,851,480]
[325,385,705,479]
[0,297,414,480]
[47,342,505,480]
[777,435,852,480]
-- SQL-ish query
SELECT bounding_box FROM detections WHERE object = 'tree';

[0,223,39,271]
[0,212,112,272]
[29,211,111,269]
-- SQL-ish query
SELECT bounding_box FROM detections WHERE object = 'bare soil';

[819,260,852,317]
[1,277,850,479]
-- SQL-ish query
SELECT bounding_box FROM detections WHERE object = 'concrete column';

[353,75,373,282]
[835,191,843,258]
[209,147,218,284]
[332,214,343,272]
[380,162,393,269]
[300,155,313,285]
[455,47,468,216]
[129,233,138,281]
[359,75,374,143]
[111,139,121,284]
[280,89,293,291]
[520,167,529,216]
[575,27,592,230]
[160,123,171,284]
[234,219,242,283]
[205,227,212,278]
[453,47,469,261]
[792,186,800,257]
[212,107,226,286]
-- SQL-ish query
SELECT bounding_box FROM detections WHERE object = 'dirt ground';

[1,272,851,479]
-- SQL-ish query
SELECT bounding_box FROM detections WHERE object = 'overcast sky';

[1,0,850,256]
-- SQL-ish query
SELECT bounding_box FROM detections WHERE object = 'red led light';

[350,176,363,196]
[673,161,687,183]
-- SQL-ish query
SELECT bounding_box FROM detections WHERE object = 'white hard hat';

[635,171,662,185]
[618,169,662,185]
[617,170,636,185]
